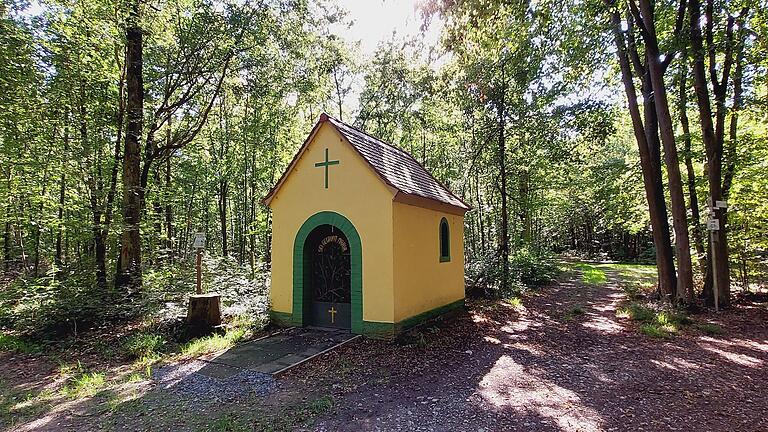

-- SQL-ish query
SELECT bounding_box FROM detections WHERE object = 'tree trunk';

[637,0,695,303]
[607,5,677,298]
[116,0,144,293]
[497,54,509,290]
[164,156,174,260]
[678,57,707,276]
[688,0,734,307]
[218,179,228,257]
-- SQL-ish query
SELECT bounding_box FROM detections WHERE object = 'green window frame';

[439,217,450,262]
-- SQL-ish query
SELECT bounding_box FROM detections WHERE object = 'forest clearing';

[2,0,768,430]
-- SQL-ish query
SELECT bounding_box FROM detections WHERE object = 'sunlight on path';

[474,355,603,431]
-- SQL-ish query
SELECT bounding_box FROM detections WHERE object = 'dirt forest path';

[287,264,768,432]
[3,263,767,431]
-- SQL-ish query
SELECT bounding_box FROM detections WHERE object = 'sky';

[327,0,444,115]
[330,0,441,56]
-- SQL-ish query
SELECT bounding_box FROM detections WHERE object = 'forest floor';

[2,262,767,431]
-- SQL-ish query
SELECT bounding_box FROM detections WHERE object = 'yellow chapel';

[263,113,469,338]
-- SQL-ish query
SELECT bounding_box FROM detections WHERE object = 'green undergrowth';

[0,333,42,354]
[696,323,724,335]
[179,314,258,358]
[617,302,693,338]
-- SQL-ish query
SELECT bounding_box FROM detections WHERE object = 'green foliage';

[58,362,107,399]
[697,323,724,335]
[509,248,560,289]
[122,333,166,359]
[0,333,41,354]
[180,314,259,358]
[466,248,559,298]
[0,269,135,338]
[617,302,692,338]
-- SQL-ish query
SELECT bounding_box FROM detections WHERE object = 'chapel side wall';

[392,201,465,323]
[269,124,396,324]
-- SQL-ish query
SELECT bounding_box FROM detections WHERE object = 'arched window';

[439,217,450,262]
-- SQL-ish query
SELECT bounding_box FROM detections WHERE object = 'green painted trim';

[361,321,396,339]
[269,310,294,327]
[293,211,363,333]
[439,217,450,262]
[361,298,465,339]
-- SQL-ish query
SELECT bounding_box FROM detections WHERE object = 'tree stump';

[187,293,222,335]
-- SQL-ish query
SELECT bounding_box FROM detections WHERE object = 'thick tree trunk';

[607,6,677,298]
[689,0,732,307]
[116,0,144,293]
[638,0,695,303]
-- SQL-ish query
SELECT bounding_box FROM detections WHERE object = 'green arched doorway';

[293,211,362,333]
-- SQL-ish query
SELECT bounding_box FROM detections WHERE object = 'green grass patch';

[122,332,166,359]
[573,263,607,285]
[639,323,672,338]
[209,413,253,431]
[506,297,523,309]
[0,333,41,354]
[599,263,657,289]
[61,371,106,398]
[617,301,692,339]
[697,323,724,335]
[180,315,256,358]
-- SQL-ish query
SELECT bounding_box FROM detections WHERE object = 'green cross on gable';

[314,148,340,189]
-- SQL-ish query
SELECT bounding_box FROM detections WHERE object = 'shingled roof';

[263,113,470,213]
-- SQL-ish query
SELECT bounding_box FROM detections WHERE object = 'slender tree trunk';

[56,124,69,271]
[678,56,707,276]
[218,179,228,257]
[3,221,10,272]
[117,0,144,292]
[497,55,510,290]
[164,156,174,261]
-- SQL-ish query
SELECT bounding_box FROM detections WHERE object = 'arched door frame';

[293,211,362,333]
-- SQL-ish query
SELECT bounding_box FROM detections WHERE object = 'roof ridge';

[323,113,417,161]
[322,112,471,211]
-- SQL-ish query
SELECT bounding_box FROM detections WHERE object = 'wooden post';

[196,247,202,295]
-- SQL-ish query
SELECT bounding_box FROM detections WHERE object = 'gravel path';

[152,360,274,404]
[285,268,768,432]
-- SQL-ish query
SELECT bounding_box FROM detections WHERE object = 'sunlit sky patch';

[330,0,441,58]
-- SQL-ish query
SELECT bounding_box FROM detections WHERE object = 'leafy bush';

[466,247,560,299]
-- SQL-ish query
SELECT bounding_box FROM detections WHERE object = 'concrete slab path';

[196,327,358,379]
